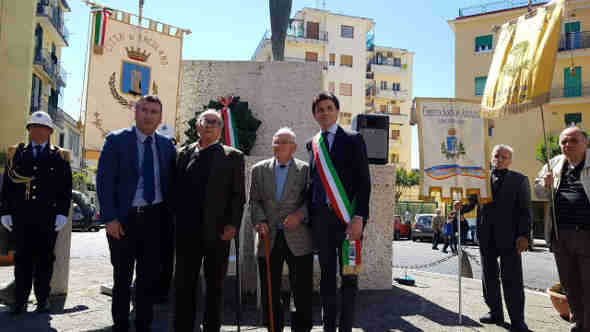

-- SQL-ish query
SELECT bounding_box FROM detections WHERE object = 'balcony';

[283,57,328,70]
[34,49,67,87]
[558,31,590,52]
[376,89,409,101]
[36,0,69,46]
[252,28,328,59]
[458,0,547,18]
[369,59,407,76]
[287,19,329,44]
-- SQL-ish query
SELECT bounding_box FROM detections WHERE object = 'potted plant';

[547,282,570,321]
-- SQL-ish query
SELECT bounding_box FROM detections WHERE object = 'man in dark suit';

[173,110,245,332]
[477,144,531,332]
[1,111,72,315]
[96,95,177,332]
[306,92,371,332]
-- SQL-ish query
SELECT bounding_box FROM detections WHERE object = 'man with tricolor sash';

[305,92,371,332]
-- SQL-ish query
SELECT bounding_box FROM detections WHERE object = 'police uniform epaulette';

[7,143,25,162]
[51,145,70,162]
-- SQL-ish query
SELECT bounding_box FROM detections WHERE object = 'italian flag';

[93,7,113,48]
[219,96,239,148]
[312,133,362,274]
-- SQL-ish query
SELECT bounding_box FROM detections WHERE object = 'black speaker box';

[351,114,389,165]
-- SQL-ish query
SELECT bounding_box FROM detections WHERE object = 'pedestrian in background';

[442,211,456,254]
[431,208,444,250]
[0,111,72,315]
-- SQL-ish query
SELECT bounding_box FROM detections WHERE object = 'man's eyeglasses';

[273,140,294,145]
[200,118,221,127]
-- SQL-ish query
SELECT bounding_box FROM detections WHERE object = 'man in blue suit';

[97,95,176,332]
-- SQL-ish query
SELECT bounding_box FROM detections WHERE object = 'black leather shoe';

[9,304,26,315]
[34,300,51,314]
[480,312,504,324]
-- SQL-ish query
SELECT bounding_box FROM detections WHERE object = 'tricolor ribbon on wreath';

[219,96,239,149]
[312,133,362,275]
[92,7,113,54]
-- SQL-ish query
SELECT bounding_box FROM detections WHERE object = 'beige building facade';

[449,0,590,230]
[251,8,414,168]
[0,0,70,151]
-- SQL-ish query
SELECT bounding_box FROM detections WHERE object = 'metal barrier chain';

[392,253,458,270]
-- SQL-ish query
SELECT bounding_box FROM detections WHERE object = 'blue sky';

[61,0,487,168]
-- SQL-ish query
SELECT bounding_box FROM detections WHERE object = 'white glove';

[1,215,13,232]
[55,215,68,232]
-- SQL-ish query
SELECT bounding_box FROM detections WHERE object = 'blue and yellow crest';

[121,61,150,96]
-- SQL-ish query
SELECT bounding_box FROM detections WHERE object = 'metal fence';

[458,0,547,17]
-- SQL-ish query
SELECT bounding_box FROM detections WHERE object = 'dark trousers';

[13,222,57,306]
[174,233,230,332]
[107,206,162,332]
[432,231,441,249]
[258,231,313,332]
[480,243,525,325]
[442,235,456,253]
[312,205,358,332]
[158,220,175,298]
[552,229,590,331]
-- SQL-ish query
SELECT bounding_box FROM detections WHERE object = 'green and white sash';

[312,132,362,275]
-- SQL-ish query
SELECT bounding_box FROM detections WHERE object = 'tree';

[535,131,590,165]
[395,168,420,201]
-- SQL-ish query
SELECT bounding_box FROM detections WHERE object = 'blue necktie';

[143,136,155,204]
[34,145,42,159]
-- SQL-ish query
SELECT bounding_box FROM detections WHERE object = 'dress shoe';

[9,304,26,315]
[442,249,448,253]
[480,312,504,324]
[34,300,51,314]
[432,247,439,250]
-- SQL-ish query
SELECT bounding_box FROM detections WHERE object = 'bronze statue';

[269,0,292,61]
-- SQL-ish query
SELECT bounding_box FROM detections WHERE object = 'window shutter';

[339,83,352,96]
[380,105,387,113]
[328,81,335,93]
[305,51,318,62]
[329,53,335,65]
[306,22,319,40]
[474,76,487,96]
[340,55,353,67]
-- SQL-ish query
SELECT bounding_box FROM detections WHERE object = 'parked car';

[71,190,102,232]
[393,215,411,240]
[411,213,435,242]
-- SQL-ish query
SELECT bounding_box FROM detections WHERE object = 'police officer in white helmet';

[0,111,72,315]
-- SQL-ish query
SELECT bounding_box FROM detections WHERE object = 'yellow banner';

[481,0,564,118]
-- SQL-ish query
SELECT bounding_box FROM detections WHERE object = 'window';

[339,112,352,125]
[391,130,400,140]
[391,106,401,115]
[564,21,581,50]
[340,55,353,67]
[565,113,582,126]
[392,83,400,91]
[31,74,42,111]
[339,83,352,96]
[329,53,335,66]
[393,57,401,67]
[328,81,335,94]
[380,81,388,90]
[387,52,393,57]
[305,51,318,62]
[306,21,320,40]
[341,25,354,38]
[390,154,399,163]
[474,76,487,96]
[564,67,582,97]
[59,133,65,147]
[379,105,387,113]
[475,35,493,52]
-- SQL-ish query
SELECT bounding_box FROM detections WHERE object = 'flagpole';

[457,205,462,328]
[540,105,559,240]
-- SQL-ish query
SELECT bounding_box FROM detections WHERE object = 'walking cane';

[235,229,241,332]
[263,233,275,332]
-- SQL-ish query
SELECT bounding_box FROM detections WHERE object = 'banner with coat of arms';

[415,98,491,202]
[83,5,190,161]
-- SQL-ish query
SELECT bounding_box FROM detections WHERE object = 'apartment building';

[252,7,414,167]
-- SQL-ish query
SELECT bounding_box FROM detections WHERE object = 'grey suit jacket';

[249,157,312,257]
